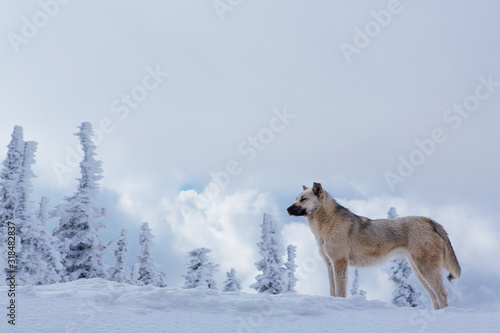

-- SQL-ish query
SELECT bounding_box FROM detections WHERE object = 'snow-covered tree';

[350,268,367,297]
[16,142,61,285]
[387,207,398,219]
[223,268,242,292]
[183,248,219,289]
[109,229,130,284]
[284,244,298,293]
[0,126,24,229]
[0,126,24,284]
[159,271,168,287]
[390,258,423,307]
[37,196,50,226]
[36,196,63,283]
[131,264,139,284]
[250,214,287,294]
[52,122,107,281]
[14,141,36,222]
[135,222,166,287]
[387,207,423,307]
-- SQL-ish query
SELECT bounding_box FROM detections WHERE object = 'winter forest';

[1,122,421,305]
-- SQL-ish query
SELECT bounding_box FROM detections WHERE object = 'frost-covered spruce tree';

[223,268,242,292]
[0,126,24,227]
[37,196,50,227]
[0,126,24,284]
[36,196,63,283]
[390,258,423,307]
[109,229,130,284]
[136,222,167,287]
[350,268,360,296]
[15,142,61,285]
[130,264,139,284]
[284,244,298,293]
[159,271,168,287]
[53,122,107,281]
[350,268,367,297]
[9,139,35,285]
[387,207,423,307]
[250,214,287,294]
[387,207,398,219]
[183,248,219,289]
[14,141,37,222]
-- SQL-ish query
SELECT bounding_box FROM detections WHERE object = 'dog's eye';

[300,197,306,202]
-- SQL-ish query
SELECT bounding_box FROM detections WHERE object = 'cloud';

[159,183,281,290]
[282,221,329,296]
[79,175,500,309]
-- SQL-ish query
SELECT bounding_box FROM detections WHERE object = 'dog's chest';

[306,218,323,240]
[307,218,345,250]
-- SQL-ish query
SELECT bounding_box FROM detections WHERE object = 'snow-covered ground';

[1,279,498,332]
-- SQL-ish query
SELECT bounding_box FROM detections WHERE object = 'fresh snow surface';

[1,279,498,332]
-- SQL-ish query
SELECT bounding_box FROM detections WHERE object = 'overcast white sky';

[1,0,499,310]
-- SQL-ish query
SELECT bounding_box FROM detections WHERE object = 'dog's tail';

[430,219,461,282]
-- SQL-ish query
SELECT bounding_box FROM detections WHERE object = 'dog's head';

[287,182,324,217]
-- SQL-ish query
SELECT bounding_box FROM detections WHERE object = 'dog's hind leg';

[423,269,449,309]
[411,254,449,309]
[407,257,438,308]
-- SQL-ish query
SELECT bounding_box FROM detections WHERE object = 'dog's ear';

[302,185,309,191]
[312,182,323,197]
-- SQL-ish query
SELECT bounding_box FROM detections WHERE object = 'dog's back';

[346,215,447,268]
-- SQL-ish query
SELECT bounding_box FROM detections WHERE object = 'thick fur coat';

[287,183,461,310]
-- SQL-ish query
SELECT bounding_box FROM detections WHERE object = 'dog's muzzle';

[287,204,307,217]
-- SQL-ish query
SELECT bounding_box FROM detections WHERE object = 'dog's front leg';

[326,261,336,297]
[319,250,336,296]
[334,258,348,298]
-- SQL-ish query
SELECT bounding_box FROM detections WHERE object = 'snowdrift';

[1,278,498,332]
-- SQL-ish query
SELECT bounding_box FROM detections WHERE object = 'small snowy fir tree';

[183,248,219,289]
[284,244,298,293]
[135,222,167,287]
[250,214,287,294]
[0,126,24,284]
[350,268,367,297]
[387,207,423,307]
[109,229,131,284]
[16,142,61,285]
[387,207,398,219]
[223,268,242,292]
[390,259,423,307]
[159,271,168,287]
[130,264,139,285]
[52,122,107,281]
[36,196,63,283]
